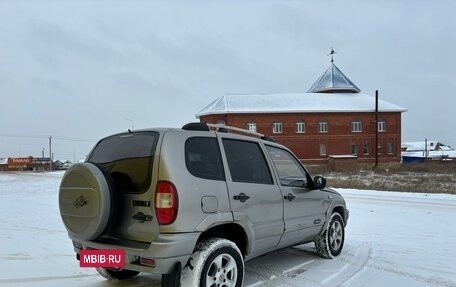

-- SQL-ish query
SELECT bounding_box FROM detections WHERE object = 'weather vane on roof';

[327,47,336,63]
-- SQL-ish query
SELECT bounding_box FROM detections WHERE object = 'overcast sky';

[1,0,455,161]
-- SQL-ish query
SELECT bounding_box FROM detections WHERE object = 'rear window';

[88,131,159,193]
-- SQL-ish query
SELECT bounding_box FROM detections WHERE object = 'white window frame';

[378,121,387,132]
[295,122,305,133]
[351,121,362,132]
[320,143,327,156]
[247,122,257,133]
[272,122,282,134]
[318,121,328,133]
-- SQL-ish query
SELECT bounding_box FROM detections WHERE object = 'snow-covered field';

[0,172,455,287]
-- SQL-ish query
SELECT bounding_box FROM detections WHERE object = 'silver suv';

[59,122,349,287]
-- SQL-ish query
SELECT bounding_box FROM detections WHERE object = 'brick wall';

[200,111,402,163]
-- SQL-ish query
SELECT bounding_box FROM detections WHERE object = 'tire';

[181,238,244,287]
[314,212,345,259]
[59,162,113,240]
[96,268,139,280]
[162,262,182,287]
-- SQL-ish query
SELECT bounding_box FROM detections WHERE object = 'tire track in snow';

[367,262,456,287]
[0,252,33,261]
[0,274,98,284]
[337,244,456,287]
[245,260,319,287]
[337,243,373,287]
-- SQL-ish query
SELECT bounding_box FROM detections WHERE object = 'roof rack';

[182,122,275,142]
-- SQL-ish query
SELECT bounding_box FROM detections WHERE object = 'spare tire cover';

[59,162,112,241]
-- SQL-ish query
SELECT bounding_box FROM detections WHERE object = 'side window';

[222,139,273,185]
[186,137,225,181]
[266,145,309,187]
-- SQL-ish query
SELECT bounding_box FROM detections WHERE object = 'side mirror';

[314,176,326,189]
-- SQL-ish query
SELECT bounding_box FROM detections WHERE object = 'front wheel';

[181,238,244,287]
[314,212,345,259]
[96,268,139,280]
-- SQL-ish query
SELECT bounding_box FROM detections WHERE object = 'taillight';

[155,181,178,225]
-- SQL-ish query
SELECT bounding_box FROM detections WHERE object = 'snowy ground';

[0,172,455,287]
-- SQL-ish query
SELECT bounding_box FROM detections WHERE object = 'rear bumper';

[73,232,200,275]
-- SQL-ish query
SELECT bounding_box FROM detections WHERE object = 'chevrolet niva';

[59,122,349,287]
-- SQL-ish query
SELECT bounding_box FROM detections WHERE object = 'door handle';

[132,212,153,223]
[284,193,296,201]
[233,193,250,203]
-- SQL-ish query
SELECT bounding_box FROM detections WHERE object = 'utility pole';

[425,138,428,160]
[49,136,52,171]
[374,90,379,169]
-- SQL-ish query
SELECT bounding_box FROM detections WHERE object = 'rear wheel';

[96,268,139,280]
[314,212,345,259]
[181,238,244,287]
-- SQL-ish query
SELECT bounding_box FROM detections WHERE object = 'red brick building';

[0,157,52,171]
[196,62,406,164]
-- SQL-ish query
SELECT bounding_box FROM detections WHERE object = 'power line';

[0,134,96,142]
[54,137,96,143]
[0,134,48,139]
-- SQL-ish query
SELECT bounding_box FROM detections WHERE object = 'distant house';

[196,60,407,164]
[53,160,73,170]
[53,160,65,170]
[402,141,456,162]
[63,160,73,169]
[0,157,51,171]
[0,158,8,171]
[0,157,74,171]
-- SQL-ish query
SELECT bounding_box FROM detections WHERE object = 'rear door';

[265,145,329,248]
[219,136,284,257]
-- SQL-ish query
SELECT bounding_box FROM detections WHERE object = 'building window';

[387,143,394,154]
[351,144,357,155]
[351,121,362,132]
[273,122,282,134]
[295,122,305,133]
[318,121,328,133]
[363,143,370,155]
[320,143,327,156]
[378,120,387,132]
[247,122,256,133]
